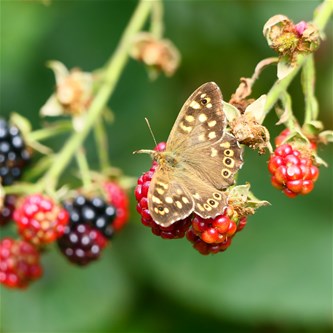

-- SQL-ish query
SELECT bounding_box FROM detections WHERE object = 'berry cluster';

[0,118,31,186]
[58,185,128,266]
[268,143,319,197]
[134,142,247,254]
[0,238,42,289]
[14,194,69,246]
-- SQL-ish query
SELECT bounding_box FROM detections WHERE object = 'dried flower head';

[130,32,180,77]
[263,15,321,62]
[40,61,94,130]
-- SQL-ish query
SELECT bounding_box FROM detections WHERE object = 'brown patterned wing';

[148,166,195,226]
[184,132,244,190]
[166,82,226,151]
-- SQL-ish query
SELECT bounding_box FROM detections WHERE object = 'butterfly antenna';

[133,118,158,156]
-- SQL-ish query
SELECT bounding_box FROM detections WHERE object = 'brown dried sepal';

[231,115,270,154]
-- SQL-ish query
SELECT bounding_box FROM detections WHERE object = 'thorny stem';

[263,0,332,114]
[39,0,154,192]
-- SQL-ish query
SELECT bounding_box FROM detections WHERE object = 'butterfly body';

[138,82,243,227]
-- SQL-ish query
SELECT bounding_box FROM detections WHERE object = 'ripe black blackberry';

[0,118,31,185]
[62,195,117,239]
[57,223,107,266]
[58,195,116,266]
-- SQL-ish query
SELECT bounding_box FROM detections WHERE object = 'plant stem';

[29,121,72,141]
[94,118,109,171]
[264,0,332,114]
[75,148,92,189]
[40,0,153,192]
[301,54,318,123]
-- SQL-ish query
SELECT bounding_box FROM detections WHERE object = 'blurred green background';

[0,1,332,332]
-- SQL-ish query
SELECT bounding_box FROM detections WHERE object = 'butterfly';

[136,82,243,226]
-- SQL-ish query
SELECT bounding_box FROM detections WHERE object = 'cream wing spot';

[198,133,205,142]
[220,142,231,148]
[193,193,201,200]
[176,189,182,195]
[152,196,162,203]
[211,148,218,157]
[165,197,173,204]
[185,115,195,123]
[206,103,212,108]
[208,131,216,139]
[208,120,217,127]
[197,203,205,211]
[175,201,182,209]
[198,113,207,122]
[190,100,201,109]
[179,122,192,133]
[156,188,164,195]
[200,93,207,98]
[182,197,190,204]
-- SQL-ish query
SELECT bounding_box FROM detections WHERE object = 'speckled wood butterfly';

[136,82,243,226]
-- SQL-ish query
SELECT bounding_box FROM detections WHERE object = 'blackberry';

[0,194,16,226]
[0,118,31,186]
[57,223,107,266]
[63,195,117,239]
[0,237,43,288]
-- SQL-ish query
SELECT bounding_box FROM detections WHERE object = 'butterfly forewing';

[166,82,226,151]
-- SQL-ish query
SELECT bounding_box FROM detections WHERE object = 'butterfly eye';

[200,98,208,105]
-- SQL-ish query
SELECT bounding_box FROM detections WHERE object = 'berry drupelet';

[0,118,31,186]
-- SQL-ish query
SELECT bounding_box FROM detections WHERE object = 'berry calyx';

[268,143,319,197]
[0,237,43,288]
[13,194,69,246]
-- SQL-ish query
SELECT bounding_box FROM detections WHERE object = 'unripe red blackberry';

[0,118,31,186]
[103,182,129,232]
[275,128,317,150]
[268,143,319,197]
[0,237,43,288]
[63,195,117,239]
[0,194,16,226]
[57,223,107,266]
[13,194,69,246]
